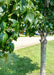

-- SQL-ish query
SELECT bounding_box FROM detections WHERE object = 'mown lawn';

[0,40,54,75]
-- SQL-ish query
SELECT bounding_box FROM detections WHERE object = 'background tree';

[19,0,54,75]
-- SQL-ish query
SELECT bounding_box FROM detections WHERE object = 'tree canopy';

[0,0,54,54]
[19,0,54,36]
[0,0,19,54]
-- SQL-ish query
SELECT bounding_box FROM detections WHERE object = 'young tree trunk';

[40,33,47,75]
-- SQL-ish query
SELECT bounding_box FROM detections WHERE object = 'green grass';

[0,40,54,75]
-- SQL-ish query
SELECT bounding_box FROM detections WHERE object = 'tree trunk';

[40,33,47,75]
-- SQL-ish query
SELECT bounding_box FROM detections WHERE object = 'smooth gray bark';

[40,33,47,75]
[40,0,50,75]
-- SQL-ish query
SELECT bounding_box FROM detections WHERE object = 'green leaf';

[0,5,7,17]
[34,18,38,25]
[25,12,34,24]
[0,22,7,32]
[50,0,54,6]
[9,19,19,33]
[0,32,8,47]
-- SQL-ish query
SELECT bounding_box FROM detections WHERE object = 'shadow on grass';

[0,53,40,75]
